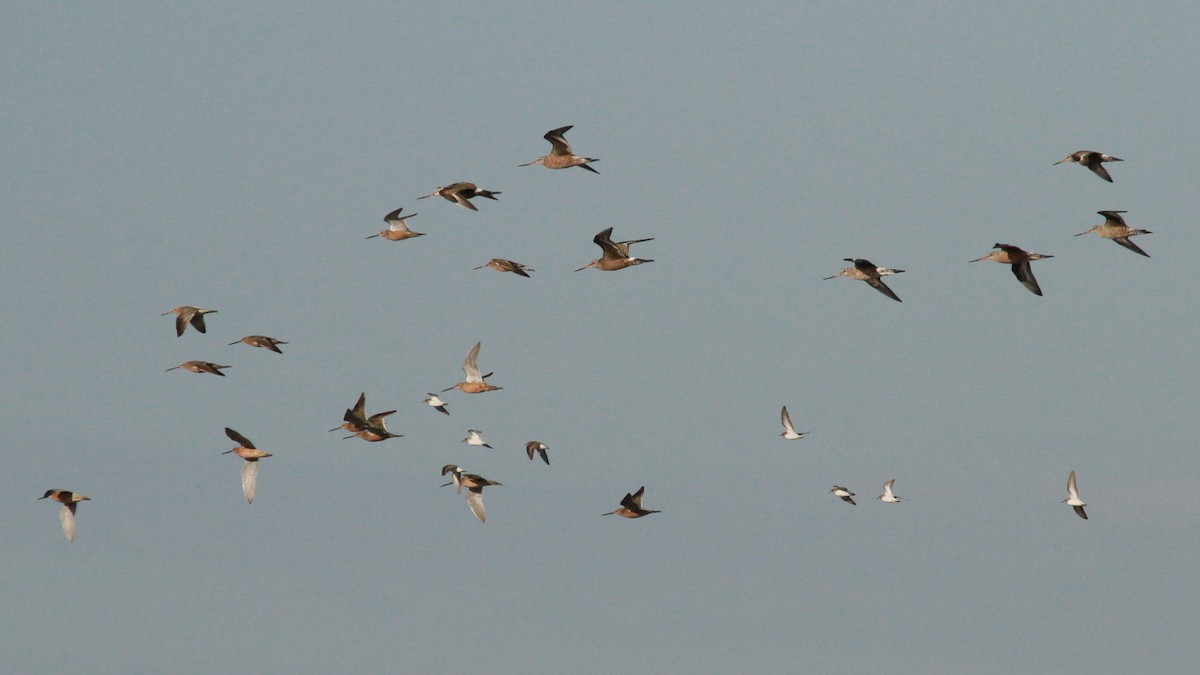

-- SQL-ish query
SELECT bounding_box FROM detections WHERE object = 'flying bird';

[473,258,534,277]
[602,486,660,518]
[1074,210,1152,258]
[519,125,600,173]
[877,479,904,503]
[39,490,90,542]
[440,465,501,522]
[969,243,1053,296]
[830,486,857,505]
[575,227,655,272]
[823,258,905,302]
[1063,470,1088,520]
[442,342,502,394]
[162,306,217,336]
[1053,150,1122,182]
[330,392,368,433]
[780,406,806,440]
[525,441,549,465]
[223,428,272,504]
[229,335,287,353]
[416,182,500,211]
[345,410,402,442]
[366,207,424,241]
[165,361,230,376]
[463,429,492,449]
[423,393,450,416]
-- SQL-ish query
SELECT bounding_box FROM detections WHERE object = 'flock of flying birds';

[823,151,1145,303]
[39,132,1122,539]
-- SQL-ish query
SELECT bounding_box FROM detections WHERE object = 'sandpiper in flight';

[163,306,217,336]
[366,207,424,241]
[830,486,857,505]
[1053,150,1122,182]
[1063,470,1088,520]
[780,406,806,440]
[1074,211,1152,257]
[823,258,905,302]
[519,125,600,174]
[223,428,272,504]
[417,182,500,211]
[602,486,660,518]
[969,243,1053,296]
[39,490,90,542]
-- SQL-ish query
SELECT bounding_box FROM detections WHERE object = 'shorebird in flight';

[1074,211,1151,258]
[1053,150,1122,182]
[1063,470,1088,520]
[229,335,287,353]
[330,392,368,433]
[223,428,272,504]
[440,465,501,522]
[165,361,230,376]
[969,243,1053,296]
[345,410,402,442]
[442,342,502,394]
[366,207,424,241]
[463,429,492,449]
[575,227,654,272]
[417,182,500,211]
[780,406,806,440]
[602,486,660,518]
[877,479,904,503]
[39,490,90,542]
[473,258,534,277]
[823,258,905,302]
[525,441,549,465]
[163,306,217,336]
[423,393,450,416]
[830,486,857,505]
[519,125,599,174]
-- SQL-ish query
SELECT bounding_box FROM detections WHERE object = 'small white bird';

[423,393,450,416]
[877,479,904,503]
[1063,470,1088,520]
[830,486,856,505]
[780,405,806,440]
[463,429,492,449]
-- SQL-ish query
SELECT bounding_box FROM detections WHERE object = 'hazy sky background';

[4,2,1199,673]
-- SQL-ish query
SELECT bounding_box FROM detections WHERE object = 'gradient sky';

[4,3,1199,673]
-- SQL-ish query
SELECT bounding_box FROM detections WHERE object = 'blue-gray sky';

[4,2,1199,673]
